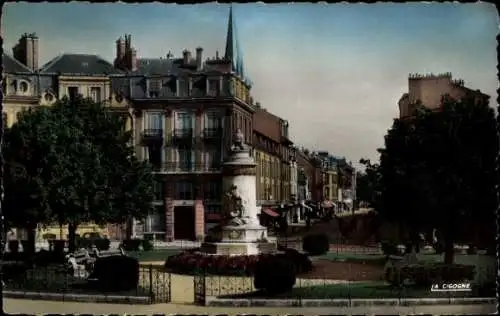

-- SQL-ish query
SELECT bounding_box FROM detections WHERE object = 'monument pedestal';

[200,224,276,256]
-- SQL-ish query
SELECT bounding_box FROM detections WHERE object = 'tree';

[356,159,381,208]
[4,96,155,252]
[376,97,497,263]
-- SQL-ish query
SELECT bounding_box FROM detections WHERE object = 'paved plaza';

[4,298,496,315]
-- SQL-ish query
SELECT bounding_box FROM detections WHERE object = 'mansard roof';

[2,54,33,73]
[39,54,122,76]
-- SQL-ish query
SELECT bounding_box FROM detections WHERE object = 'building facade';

[253,105,294,208]
[110,7,255,241]
[398,73,490,118]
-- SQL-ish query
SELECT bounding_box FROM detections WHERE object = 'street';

[4,298,496,315]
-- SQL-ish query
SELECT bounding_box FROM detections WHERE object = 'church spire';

[224,5,250,85]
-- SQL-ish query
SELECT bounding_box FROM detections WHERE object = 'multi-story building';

[2,32,123,239]
[316,151,340,207]
[111,7,255,241]
[337,158,356,213]
[252,105,294,208]
[295,148,323,201]
[398,73,490,118]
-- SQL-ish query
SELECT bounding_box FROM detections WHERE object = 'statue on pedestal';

[231,129,247,152]
[224,185,249,226]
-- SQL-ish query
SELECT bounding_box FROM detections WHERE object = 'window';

[147,145,162,169]
[204,147,221,170]
[68,86,78,101]
[90,87,102,103]
[176,112,193,129]
[204,181,221,200]
[153,180,163,201]
[145,205,165,232]
[206,205,221,215]
[177,77,189,97]
[19,81,28,93]
[207,79,219,96]
[175,181,193,200]
[205,112,221,129]
[145,112,164,131]
[149,78,161,98]
[178,147,193,171]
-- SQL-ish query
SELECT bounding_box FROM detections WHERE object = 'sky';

[3,3,498,167]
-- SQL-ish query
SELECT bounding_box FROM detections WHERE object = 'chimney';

[125,34,131,53]
[115,37,126,67]
[182,49,192,65]
[129,48,138,72]
[13,33,39,71]
[195,47,203,70]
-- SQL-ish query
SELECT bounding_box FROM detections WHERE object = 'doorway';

[174,206,196,240]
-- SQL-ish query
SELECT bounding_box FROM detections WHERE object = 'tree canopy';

[3,96,155,251]
[374,97,497,263]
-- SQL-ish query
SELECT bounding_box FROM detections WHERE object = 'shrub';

[8,240,20,253]
[2,262,28,281]
[466,244,477,255]
[165,251,261,276]
[20,240,34,254]
[385,263,475,287]
[141,239,154,251]
[89,255,139,291]
[76,237,93,249]
[381,242,402,256]
[94,238,111,251]
[254,257,296,294]
[278,248,312,273]
[302,233,329,256]
[122,239,142,251]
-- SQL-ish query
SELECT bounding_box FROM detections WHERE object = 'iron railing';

[173,128,194,139]
[142,129,164,138]
[3,263,171,304]
[203,128,223,139]
[152,162,222,173]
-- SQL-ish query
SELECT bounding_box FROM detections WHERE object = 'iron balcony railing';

[173,128,194,139]
[152,162,222,173]
[142,129,164,138]
[203,127,223,139]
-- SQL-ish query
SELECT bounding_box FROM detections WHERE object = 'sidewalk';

[5,298,496,315]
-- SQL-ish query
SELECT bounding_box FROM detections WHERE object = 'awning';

[262,207,279,217]
[322,201,336,208]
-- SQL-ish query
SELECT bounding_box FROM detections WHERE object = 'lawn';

[221,280,491,299]
[317,252,495,284]
[127,249,181,262]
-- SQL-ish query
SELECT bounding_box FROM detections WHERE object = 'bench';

[66,249,95,278]
[94,248,126,258]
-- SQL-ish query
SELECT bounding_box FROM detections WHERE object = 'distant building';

[398,73,490,118]
[252,105,294,208]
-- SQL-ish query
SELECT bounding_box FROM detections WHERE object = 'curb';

[205,296,496,307]
[3,290,151,305]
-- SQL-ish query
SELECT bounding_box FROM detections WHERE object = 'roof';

[132,58,186,76]
[2,54,33,73]
[253,108,282,143]
[39,54,122,75]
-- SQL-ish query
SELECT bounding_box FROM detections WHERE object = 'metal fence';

[193,272,495,306]
[3,264,171,304]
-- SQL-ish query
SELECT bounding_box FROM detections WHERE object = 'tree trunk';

[443,230,455,264]
[25,223,37,259]
[68,222,78,253]
[125,217,133,240]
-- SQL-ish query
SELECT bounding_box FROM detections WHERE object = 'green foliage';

[302,233,330,256]
[254,257,297,294]
[376,97,498,261]
[3,96,155,250]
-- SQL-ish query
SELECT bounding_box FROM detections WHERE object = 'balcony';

[158,161,222,174]
[142,129,163,144]
[203,128,222,141]
[172,128,194,145]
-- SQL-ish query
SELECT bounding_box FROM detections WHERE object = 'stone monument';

[200,129,276,256]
